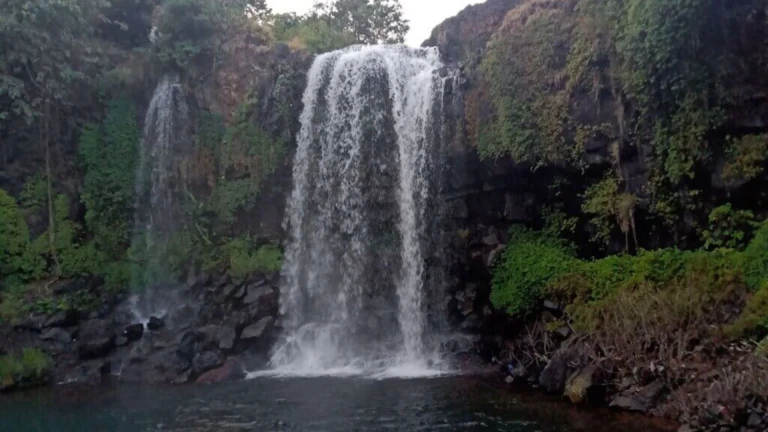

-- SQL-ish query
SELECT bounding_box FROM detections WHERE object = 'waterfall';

[268,45,452,377]
[130,75,190,323]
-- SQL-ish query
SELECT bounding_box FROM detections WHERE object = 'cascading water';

[130,75,190,324]
[267,45,453,377]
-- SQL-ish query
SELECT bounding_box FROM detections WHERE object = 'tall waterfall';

[269,45,451,377]
[130,75,190,322]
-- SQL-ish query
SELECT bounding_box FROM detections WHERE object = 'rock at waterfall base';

[196,357,246,384]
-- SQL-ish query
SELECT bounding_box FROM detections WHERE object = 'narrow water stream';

[1,377,673,431]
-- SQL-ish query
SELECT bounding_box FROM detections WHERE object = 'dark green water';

[0,377,672,431]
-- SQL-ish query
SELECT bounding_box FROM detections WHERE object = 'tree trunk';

[43,101,61,276]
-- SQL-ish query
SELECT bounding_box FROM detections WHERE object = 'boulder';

[610,380,666,413]
[486,245,505,268]
[147,316,165,331]
[40,327,73,344]
[243,285,275,306]
[43,310,78,329]
[222,284,238,298]
[233,286,246,299]
[539,351,573,394]
[121,348,191,384]
[241,317,274,340]
[199,325,236,351]
[124,323,145,342]
[196,357,246,384]
[192,351,224,376]
[178,330,206,361]
[14,315,47,333]
[168,304,197,330]
[565,365,601,404]
[78,319,115,359]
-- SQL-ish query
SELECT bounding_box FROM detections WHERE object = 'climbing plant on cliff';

[78,98,140,287]
[479,3,576,168]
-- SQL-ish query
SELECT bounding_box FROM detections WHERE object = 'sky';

[267,0,484,47]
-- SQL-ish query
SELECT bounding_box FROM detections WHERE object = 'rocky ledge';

[0,272,281,389]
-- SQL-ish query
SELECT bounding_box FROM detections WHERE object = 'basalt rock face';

[0,271,281,387]
[423,0,523,63]
[426,0,768,336]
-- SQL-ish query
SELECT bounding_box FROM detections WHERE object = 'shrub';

[224,238,283,283]
[744,221,768,290]
[0,190,33,289]
[727,283,768,339]
[490,226,580,317]
[0,348,52,390]
[701,204,757,250]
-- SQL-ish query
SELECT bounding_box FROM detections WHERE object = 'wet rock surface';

[1,270,281,389]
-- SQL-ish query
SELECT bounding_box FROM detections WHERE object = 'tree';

[313,0,409,44]
[0,0,108,277]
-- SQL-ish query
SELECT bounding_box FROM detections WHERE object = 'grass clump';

[490,226,580,317]
[0,348,52,391]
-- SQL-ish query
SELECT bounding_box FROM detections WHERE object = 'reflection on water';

[0,377,675,431]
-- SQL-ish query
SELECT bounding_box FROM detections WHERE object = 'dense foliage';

[492,220,768,339]
[475,0,768,245]
[270,0,409,53]
[0,0,412,321]
[0,348,51,390]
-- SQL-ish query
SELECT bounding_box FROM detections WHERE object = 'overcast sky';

[267,0,483,46]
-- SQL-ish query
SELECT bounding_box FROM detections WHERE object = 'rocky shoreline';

[0,272,281,391]
[2,269,765,432]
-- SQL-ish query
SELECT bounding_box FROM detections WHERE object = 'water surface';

[1,377,674,431]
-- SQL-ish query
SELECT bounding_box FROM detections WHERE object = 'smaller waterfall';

[264,45,454,378]
[130,75,190,323]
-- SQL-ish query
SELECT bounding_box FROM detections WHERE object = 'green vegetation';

[475,0,768,235]
[490,226,579,317]
[270,0,409,53]
[743,221,768,291]
[491,222,762,339]
[223,239,283,283]
[0,348,52,390]
[581,175,638,250]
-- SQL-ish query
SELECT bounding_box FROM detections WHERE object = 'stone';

[199,325,236,351]
[78,319,115,359]
[554,326,571,339]
[505,375,514,384]
[504,193,528,222]
[233,286,246,299]
[609,380,666,413]
[14,315,47,333]
[243,285,275,305]
[747,413,762,427]
[168,305,197,330]
[486,245,505,268]
[677,424,694,432]
[178,330,206,361]
[124,323,145,342]
[196,357,246,384]
[40,327,73,344]
[482,231,500,246]
[543,300,563,311]
[192,351,224,375]
[564,365,600,404]
[121,348,191,384]
[43,310,78,329]
[241,317,274,340]
[222,284,238,298]
[539,352,572,394]
[115,336,129,347]
[147,316,165,331]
